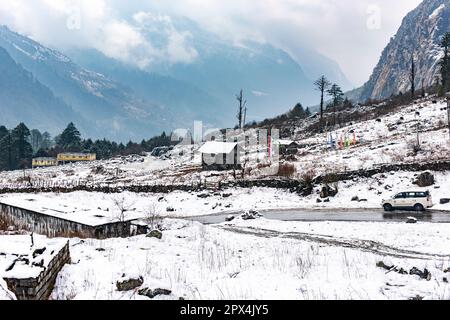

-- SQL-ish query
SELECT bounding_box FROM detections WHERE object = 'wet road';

[189,208,450,224]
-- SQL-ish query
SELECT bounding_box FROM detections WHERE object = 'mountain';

[64,48,223,126]
[0,19,351,140]
[0,25,174,141]
[0,47,84,134]
[68,16,351,123]
[353,0,449,102]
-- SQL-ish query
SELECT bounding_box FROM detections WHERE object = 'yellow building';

[57,153,97,163]
[32,157,58,168]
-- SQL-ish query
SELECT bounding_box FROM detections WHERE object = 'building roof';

[58,153,95,156]
[198,141,238,154]
[32,157,57,161]
[274,139,297,146]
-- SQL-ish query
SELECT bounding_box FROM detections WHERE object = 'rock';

[444,268,449,273]
[359,199,368,202]
[116,276,144,291]
[222,193,232,198]
[147,230,163,240]
[406,217,417,224]
[410,267,431,281]
[376,261,392,271]
[409,295,424,301]
[351,196,359,202]
[158,197,165,202]
[320,185,338,198]
[32,247,46,258]
[440,198,450,205]
[166,207,175,212]
[138,288,172,299]
[197,193,210,199]
[316,198,322,203]
[413,172,435,187]
[444,277,448,283]
[225,215,235,222]
[241,210,262,220]
[323,198,330,203]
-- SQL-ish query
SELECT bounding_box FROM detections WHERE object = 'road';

[189,208,450,224]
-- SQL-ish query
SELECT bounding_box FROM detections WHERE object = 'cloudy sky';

[0,0,422,86]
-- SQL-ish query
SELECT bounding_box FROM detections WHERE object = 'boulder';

[320,185,338,198]
[410,267,431,281]
[225,215,235,222]
[116,276,144,291]
[351,196,359,202]
[241,210,262,220]
[413,172,435,187]
[138,288,172,299]
[440,198,450,205]
[147,230,163,240]
[406,217,417,224]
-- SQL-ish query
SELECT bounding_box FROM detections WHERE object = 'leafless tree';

[314,76,331,128]
[410,51,416,99]
[145,202,162,230]
[236,89,247,129]
[112,196,135,222]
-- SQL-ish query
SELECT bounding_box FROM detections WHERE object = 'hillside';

[0,47,83,134]
[0,26,174,141]
[353,0,450,102]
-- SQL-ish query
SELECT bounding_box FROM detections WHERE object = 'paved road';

[189,208,450,224]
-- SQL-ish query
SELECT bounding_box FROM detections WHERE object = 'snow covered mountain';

[67,16,352,123]
[0,19,351,140]
[0,25,174,141]
[352,0,450,102]
[0,47,84,134]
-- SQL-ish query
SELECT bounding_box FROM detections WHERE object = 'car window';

[408,192,416,198]
[394,193,405,199]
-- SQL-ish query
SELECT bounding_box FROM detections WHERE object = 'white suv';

[382,191,433,212]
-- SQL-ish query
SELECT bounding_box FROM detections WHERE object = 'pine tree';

[11,123,33,169]
[0,129,13,170]
[327,84,344,109]
[58,122,82,151]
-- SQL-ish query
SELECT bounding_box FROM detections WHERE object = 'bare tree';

[112,196,135,222]
[410,51,416,99]
[236,89,247,129]
[145,202,162,231]
[314,76,331,128]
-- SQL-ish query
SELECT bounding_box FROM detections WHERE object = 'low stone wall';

[313,160,450,184]
[4,241,71,300]
[0,203,145,239]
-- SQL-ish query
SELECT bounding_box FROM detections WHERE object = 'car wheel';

[414,204,425,212]
[383,204,393,212]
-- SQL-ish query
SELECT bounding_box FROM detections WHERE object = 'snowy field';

[46,218,450,300]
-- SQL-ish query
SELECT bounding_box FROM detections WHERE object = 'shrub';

[277,163,296,177]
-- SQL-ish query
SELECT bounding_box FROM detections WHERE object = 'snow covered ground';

[48,218,450,300]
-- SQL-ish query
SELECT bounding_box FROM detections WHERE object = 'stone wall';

[0,203,144,239]
[4,241,71,300]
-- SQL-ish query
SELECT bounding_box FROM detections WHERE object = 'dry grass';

[277,163,296,178]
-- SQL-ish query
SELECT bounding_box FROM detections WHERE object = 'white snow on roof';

[198,141,238,154]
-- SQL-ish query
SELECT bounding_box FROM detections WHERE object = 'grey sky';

[0,0,422,86]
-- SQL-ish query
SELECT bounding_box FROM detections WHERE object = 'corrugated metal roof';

[198,141,238,154]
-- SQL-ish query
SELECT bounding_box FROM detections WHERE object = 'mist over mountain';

[0,46,84,134]
[0,15,351,140]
